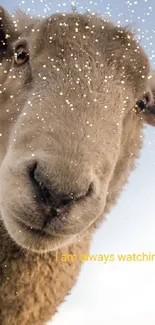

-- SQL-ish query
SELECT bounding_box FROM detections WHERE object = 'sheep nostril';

[28,162,51,204]
[60,197,74,206]
[28,161,38,180]
[86,182,94,197]
[59,192,75,207]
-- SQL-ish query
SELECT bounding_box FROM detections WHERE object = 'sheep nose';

[28,162,93,212]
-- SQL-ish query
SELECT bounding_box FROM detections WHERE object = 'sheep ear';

[0,6,18,59]
[140,72,155,127]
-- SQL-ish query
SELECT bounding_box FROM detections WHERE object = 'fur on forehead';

[14,9,40,35]
[0,7,151,101]
[30,12,135,52]
[19,12,150,99]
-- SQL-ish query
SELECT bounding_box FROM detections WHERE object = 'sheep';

[0,6,155,325]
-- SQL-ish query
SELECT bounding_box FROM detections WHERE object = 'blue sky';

[3,1,155,324]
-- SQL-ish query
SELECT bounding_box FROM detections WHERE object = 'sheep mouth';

[16,219,51,238]
[22,222,50,237]
[12,182,102,240]
[16,218,70,239]
[7,216,75,253]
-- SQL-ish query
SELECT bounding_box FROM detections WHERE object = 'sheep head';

[0,6,154,252]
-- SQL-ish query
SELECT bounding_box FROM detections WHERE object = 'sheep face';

[0,7,154,252]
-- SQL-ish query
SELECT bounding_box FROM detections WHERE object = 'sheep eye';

[14,47,29,65]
